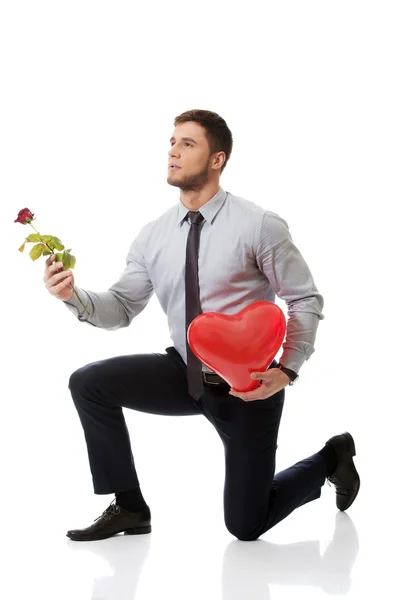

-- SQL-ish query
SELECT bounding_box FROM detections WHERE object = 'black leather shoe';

[66,499,151,541]
[325,432,360,511]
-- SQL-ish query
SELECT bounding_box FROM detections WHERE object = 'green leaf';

[47,236,64,251]
[41,235,53,244]
[62,249,72,269]
[42,249,52,256]
[29,243,45,261]
[69,254,76,269]
[25,233,41,243]
[55,252,63,262]
[18,242,26,253]
[52,236,64,251]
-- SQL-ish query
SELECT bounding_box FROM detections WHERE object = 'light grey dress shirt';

[64,186,325,374]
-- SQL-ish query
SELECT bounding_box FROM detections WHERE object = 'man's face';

[167,121,221,191]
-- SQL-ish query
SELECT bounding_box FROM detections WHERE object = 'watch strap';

[277,363,299,383]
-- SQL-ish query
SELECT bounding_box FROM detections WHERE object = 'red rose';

[14,208,35,224]
[15,207,91,316]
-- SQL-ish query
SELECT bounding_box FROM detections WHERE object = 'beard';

[167,160,211,192]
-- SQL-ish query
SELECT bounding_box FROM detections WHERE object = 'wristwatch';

[277,363,299,386]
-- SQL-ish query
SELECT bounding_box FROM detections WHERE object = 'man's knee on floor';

[225,517,262,542]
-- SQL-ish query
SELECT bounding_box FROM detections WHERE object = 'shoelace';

[327,478,350,495]
[93,498,121,523]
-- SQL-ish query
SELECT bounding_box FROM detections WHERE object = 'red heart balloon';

[187,301,286,392]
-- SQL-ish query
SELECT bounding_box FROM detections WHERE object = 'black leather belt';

[202,360,278,388]
[202,372,230,387]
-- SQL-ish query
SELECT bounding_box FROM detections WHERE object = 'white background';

[1,1,399,599]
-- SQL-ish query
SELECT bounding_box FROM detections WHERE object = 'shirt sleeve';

[63,228,154,330]
[255,211,325,373]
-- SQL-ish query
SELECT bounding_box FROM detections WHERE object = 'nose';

[168,144,180,159]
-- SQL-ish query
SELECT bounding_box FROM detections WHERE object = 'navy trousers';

[68,346,327,541]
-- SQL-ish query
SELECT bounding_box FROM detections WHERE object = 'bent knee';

[68,365,92,393]
[225,518,261,542]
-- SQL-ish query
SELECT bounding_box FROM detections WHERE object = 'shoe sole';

[66,524,152,541]
[125,525,152,535]
[338,432,360,511]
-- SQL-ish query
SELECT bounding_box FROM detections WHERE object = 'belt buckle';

[203,372,221,386]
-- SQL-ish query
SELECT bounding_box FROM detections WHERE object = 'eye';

[170,142,193,147]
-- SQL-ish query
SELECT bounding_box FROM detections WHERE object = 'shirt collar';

[177,185,228,227]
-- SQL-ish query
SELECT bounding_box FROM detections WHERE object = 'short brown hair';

[174,109,233,174]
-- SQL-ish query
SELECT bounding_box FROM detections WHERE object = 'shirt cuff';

[277,348,311,374]
[63,287,91,319]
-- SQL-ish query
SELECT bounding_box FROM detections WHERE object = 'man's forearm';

[63,286,130,330]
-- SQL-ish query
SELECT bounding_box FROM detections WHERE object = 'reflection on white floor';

[67,510,358,600]
[2,439,395,600]
[221,512,359,598]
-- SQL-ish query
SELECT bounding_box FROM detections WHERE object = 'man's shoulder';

[228,192,285,223]
[132,204,177,252]
[139,203,176,231]
[228,191,265,214]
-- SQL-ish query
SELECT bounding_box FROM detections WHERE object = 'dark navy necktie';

[185,210,205,400]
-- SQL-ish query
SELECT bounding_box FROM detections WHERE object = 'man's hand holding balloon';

[229,368,291,402]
